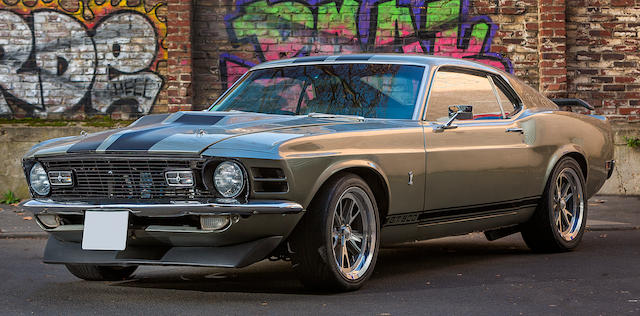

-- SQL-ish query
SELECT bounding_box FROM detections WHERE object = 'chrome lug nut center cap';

[341,225,352,239]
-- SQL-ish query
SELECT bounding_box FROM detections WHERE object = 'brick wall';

[538,0,568,98]
[1,0,640,121]
[166,0,194,112]
[567,0,640,122]
[471,0,541,88]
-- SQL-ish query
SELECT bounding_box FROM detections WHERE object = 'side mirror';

[448,105,473,120]
[435,105,474,132]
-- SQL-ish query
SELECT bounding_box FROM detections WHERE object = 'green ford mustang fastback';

[21,54,615,291]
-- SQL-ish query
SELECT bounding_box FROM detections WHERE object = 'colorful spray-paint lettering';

[221,0,513,87]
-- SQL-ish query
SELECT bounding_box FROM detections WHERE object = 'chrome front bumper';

[21,199,304,217]
[21,199,306,268]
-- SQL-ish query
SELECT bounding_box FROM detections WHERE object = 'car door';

[422,67,538,213]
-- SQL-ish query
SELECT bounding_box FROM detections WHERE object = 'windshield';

[211,63,425,119]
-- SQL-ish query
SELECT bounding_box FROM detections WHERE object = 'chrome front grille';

[41,157,210,200]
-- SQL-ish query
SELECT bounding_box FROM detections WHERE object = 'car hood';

[24,111,365,158]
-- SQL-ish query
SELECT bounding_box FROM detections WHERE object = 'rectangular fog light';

[200,215,231,231]
[37,214,60,229]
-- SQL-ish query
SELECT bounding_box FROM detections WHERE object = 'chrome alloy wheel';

[553,168,585,241]
[331,187,376,280]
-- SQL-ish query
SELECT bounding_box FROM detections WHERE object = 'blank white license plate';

[82,211,129,251]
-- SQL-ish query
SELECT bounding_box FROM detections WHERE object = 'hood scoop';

[172,113,224,125]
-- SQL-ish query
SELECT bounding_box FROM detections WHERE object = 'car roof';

[252,54,507,75]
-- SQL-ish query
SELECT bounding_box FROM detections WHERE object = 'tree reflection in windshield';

[212,63,424,119]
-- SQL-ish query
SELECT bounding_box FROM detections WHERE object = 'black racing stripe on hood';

[104,116,223,151]
[173,114,224,125]
[105,125,178,151]
[67,132,114,153]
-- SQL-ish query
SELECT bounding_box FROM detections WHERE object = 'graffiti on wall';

[0,0,166,116]
[220,0,513,87]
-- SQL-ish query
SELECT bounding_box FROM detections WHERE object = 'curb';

[0,232,48,239]
[587,225,640,231]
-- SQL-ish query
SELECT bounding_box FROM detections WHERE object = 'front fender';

[303,159,390,209]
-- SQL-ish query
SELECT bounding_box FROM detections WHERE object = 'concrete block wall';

[598,123,640,195]
[0,125,109,199]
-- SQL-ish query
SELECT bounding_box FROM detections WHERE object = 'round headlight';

[29,162,50,196]
[213,161,245,198]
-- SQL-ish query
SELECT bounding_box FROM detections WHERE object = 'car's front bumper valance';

[43,236,284,268]
[21,199,306,267]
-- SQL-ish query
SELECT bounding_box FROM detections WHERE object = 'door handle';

[505,127,524,134]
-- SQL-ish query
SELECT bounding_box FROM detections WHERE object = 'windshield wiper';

[307,112,365,122]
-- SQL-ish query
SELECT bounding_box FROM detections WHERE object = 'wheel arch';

[542,145,588,194]
[304,161,391,225]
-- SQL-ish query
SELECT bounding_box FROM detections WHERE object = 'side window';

[426,70,504,122]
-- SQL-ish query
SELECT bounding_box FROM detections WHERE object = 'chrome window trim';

[251,60,430,70]
[412,65,431,120]
[209,61,428,121]
[208,56,524,122]
[487,75,507,119]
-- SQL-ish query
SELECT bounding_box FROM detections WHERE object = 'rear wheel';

[65,264,138,281]
[290,173,380,291]
[521,157,587,252]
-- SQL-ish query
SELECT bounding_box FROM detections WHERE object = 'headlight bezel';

[28,162,51,196]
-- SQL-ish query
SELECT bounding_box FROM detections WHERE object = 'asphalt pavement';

[0,195,638,315]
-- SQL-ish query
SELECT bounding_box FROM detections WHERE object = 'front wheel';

[521,157,587,252]
[65,264,138,281]
[290,173,380,292]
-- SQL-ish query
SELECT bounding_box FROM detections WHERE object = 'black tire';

[65,264,138,281]
[521,157,588,252]
[289,173,380,292]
